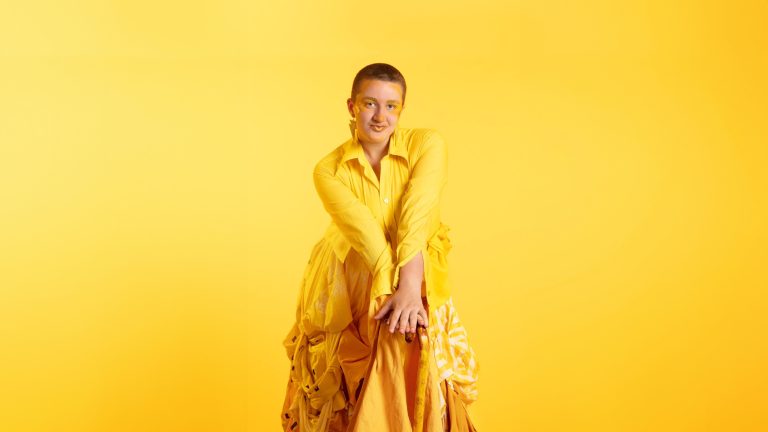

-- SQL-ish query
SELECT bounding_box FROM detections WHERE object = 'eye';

[387,104,396,110]
[365,101,375,108]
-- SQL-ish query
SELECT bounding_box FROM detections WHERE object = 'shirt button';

[383,197,390,204]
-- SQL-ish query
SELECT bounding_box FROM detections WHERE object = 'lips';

[371,124,387,132]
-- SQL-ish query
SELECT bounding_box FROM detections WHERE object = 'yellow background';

[1,1,766,431]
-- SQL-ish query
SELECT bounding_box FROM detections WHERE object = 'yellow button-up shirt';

[313,122,453,308]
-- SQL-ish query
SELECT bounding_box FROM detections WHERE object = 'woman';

[281,63,478,431]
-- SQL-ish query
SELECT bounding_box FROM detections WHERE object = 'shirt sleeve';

[393,130,448,291]
[313,160,395,297]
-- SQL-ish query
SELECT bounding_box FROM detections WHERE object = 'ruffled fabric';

[281,229,479,431]
[429,298,480,411]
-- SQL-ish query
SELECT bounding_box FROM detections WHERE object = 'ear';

[346,98,355,117]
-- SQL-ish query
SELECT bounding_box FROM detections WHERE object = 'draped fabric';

[280,125,479,431]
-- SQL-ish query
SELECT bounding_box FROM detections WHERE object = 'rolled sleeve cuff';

[370,245,396,300]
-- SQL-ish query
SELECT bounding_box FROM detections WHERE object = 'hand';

[373,282,428,334]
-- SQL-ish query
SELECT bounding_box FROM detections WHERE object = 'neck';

[361,137,390,162]
[357,131,391,158]
[362,139,389,155]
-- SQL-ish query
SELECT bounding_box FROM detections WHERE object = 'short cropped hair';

[351,63,407,105]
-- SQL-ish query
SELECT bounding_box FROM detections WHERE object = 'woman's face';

[347,79,404,147]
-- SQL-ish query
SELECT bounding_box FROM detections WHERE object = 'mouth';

[370,124,387,132]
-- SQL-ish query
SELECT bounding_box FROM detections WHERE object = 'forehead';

[356,79,403,102]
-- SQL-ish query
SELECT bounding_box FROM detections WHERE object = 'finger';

[418,309,428,327]
[389,309,401,333]
[409,311,418,334]
[373,298,392,320]
[398,309,410,334]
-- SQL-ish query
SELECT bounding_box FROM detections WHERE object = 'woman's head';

[347,63,407,147]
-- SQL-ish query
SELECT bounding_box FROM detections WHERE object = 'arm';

[397,250,425,291]
[374,131,447,335]
[393,130,448,293]
[313,161,394,290]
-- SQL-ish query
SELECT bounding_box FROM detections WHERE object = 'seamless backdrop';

[1,1,767,431]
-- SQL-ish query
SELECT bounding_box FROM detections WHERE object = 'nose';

[373,105,386,122]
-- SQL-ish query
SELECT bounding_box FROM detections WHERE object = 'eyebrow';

[362,97,401,104]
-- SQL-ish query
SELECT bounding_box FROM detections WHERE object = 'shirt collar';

[338,121,408,172]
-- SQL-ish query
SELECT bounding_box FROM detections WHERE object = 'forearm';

[394,130,446,293]
[314,167,392,273]
[396,250,424,292]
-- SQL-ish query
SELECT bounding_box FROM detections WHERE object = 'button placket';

[379,156,390,208]
[380,156,393,241]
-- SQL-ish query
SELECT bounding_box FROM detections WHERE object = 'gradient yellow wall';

[1,1,766,431]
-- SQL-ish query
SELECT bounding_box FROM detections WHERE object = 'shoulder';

[398,127,443,144]
[313,139,349,176]
[397,127,447,161]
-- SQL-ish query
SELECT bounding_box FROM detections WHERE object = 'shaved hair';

[351,63,407,105]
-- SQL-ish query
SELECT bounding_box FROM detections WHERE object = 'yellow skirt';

[281,234,479,431]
